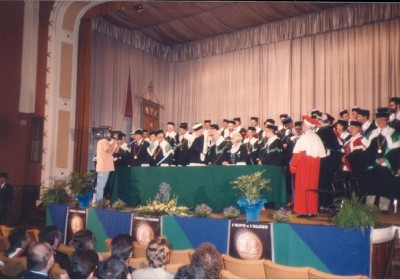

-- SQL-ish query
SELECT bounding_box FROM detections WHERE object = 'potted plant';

[195,203,212,217]
[332,192,380,231]
[68,172,96,208]
[230,170,271,222]
[41,179,70,207]
[223,206,240,219]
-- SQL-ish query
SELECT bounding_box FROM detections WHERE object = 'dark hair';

[98,256,128,279]
[174,264,205,279]
[111,234,132,261]
[27,242,53,271]
[191,242,223,279]
[39,225,62,247]
[68,249,99,279]
[8,227,28,249]
[146,236,171,268]
[70,229,95,251]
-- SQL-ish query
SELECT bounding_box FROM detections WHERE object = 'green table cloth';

[110,165,287,212]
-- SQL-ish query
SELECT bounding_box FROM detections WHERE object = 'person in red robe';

[290,116,326,218]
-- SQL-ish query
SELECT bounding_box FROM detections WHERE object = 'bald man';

[17,242,55,279]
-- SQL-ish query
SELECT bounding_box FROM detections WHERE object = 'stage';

[46,204,400,277]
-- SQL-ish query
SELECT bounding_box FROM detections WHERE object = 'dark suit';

[17,270,50,279]
[0,183,13,224]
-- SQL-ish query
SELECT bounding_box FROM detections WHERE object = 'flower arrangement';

[273,208,292,223]
[94,199,109,209]
[136,182,189,215]
[195,204,212,217]
[112,199,126,210]
[230,171,271,204]
[223,206,240,219]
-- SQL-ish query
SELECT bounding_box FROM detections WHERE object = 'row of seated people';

[0,225,368,279]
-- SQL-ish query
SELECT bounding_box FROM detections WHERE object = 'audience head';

[8,227,31,250]
[68,249,99,279]
[26,242,55,273]
[191,242,223,279]
[111,234,132,262]
[174,264,205,279]
[98,256,129,279]
[70,229,96,251]
[146,236,171,268]
[39,225,63,250]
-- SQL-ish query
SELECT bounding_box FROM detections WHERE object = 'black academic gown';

[227,144,248,164]
[359,134,398,199]
[243,139,258,165]
[130,140,150,166]
[188,135,206,164]
[317,125,342,189]
[257,138,284,166]
[206,140,230,165]
[174,136,190,166]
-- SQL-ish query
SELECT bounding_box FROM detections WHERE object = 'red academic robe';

[290,151,321,214]
[290,130,326,215]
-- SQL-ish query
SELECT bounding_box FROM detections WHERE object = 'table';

[110,165,287,212]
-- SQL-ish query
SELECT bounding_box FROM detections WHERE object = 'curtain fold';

[93,3,400,62]
[74,19,92,173]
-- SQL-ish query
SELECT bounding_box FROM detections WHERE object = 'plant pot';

[237,198,267,222]
[74,193,93,208]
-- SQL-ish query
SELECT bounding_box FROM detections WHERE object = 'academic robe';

[206,139,230,165]
[227,144,248,164]
[290,130,326,215]
[243,137,258,165]
[257,136,284,166]
[188,135,206,164]
[343,134,365,172]
[174,133,193,166]
[130,140,150,166]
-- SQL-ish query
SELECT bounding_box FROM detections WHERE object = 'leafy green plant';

[332,193,380,229]
[41,179,70,207]
[230,171,271,204]
[68,172,96,196]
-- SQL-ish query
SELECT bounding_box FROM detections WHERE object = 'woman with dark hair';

[191,242,223,279]
[66,249,99,279]
[70,229,95,252]
[131,236,173,279]
[6,227,32,258]
[98,256,129,279]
